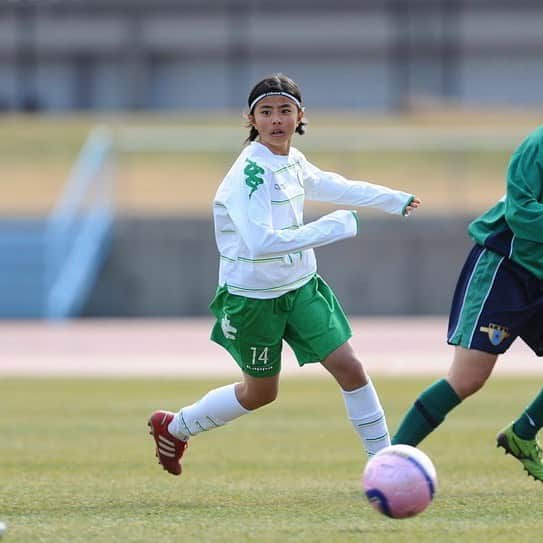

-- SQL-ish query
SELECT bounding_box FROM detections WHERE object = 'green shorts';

[209,275,352,377]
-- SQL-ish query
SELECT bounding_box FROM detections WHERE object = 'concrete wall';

[83,215,473,317]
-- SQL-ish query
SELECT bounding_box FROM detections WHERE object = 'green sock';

[513,389,543,440]
[392,378,461,446]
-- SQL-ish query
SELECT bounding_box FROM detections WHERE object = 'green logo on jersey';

[244,159,265,198]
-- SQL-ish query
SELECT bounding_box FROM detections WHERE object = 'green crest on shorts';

[244,159,265,198]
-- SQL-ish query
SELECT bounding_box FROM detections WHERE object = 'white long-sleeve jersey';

[213,141,413,298]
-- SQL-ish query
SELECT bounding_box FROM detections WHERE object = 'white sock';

[168,383,250,440]
[342,380,390,457]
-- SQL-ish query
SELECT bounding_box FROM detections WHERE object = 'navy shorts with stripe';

[447,244,543,356]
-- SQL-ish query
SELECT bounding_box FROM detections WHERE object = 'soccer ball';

[362,444,437,519]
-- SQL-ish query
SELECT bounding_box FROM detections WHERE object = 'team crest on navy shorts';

[479,323,511,346]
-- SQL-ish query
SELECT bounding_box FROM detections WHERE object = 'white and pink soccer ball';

[362,444,437,519]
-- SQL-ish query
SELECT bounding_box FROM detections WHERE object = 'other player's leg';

[497,389,543,482]
[496,308,543,481]
[394,244,509,446]
[392,346,497,446]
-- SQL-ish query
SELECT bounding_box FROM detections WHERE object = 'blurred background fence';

[0,126,114,318]
[1,0,542,318]
[2,0,543,112]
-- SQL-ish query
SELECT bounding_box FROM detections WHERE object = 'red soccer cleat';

[148,410,188,476]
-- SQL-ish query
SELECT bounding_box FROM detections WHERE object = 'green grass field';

[1,376,541,543]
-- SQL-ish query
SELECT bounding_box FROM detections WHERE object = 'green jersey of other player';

[469,124,543,279]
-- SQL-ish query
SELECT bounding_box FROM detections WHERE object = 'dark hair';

[245,73,307,143]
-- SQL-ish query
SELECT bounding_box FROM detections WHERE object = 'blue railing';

[0,127,115,319]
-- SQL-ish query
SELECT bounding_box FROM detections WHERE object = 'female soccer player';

[393,124,543,482]
[148,73,420,476]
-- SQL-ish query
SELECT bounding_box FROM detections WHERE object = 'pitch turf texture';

[1,377,541,543]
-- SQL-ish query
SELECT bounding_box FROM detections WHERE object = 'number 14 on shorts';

[250,346,269,365]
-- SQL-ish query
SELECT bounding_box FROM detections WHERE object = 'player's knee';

[333,355,368,390]
[469,374,489,394]
[453,373,489,399]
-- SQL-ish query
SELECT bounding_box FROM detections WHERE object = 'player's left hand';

[404,197,421,216]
